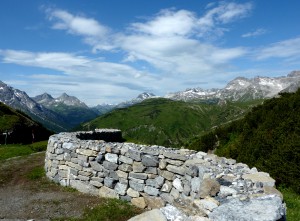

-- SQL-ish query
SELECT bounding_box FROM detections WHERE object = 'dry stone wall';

[45,130,286,221]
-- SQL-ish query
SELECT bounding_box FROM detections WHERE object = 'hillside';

[77,98,261,148]
[0,102,52,144]
[188,89,300,193]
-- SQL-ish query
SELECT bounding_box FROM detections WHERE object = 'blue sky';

[0,0,300,106]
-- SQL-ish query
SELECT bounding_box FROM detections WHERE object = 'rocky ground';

[0,152,103,220]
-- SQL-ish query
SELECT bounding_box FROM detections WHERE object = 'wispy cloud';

[256,37,300,60]
[46,8,114,51]
[8,2,299,105]
[197,2,253,37]
[242,28,267,38]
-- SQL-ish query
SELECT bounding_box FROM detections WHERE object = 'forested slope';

[188,90,300,193]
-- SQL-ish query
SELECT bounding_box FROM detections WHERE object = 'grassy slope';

[188,90,300,195]
[48,103,99,129]
[78,98,260,148]
[0,141,48,161]
[0,102,52,144]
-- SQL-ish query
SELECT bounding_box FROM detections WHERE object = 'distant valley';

[0,70,299,137]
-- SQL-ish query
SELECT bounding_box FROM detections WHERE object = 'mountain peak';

[33,93,54,104]
[56,93,87,107]
[287,70,300,77]
[136,92,156,100]
[59,92,70,98]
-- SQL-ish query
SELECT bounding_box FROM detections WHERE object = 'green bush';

[188,89,300,194]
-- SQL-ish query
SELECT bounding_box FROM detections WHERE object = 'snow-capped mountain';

[93,92,157,114]
[33,92,88,108]
[166,71,300,102]
[116,92,157,108]
[0,81,67,132]
[165,88,219,101]
[136,92,156,100]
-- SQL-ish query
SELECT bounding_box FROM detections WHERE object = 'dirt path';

[0,152,102,220]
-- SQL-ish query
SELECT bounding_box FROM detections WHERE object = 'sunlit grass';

[0,140,48,161]
[279,186,300,221]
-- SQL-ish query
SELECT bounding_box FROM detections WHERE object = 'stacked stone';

[45,130,286,221]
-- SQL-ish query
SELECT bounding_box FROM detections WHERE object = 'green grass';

[81,198,141,221]
[26,166,45,180]
[279,187,300,221]
[52,198,142,221]
[0,140,48,161]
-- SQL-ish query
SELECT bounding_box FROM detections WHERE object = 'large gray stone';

[105,153,118,164]
[133,162,146,172]
[160,205,188,221]
[128,209,167,221]
[129,180,145,192]
[118,163,133,172]
[129,172,148,180]
[219,186,237,197]
[131,197,146,209]
[191,177,202,193]
[116,170,128,179]
[144,186,160,196]
[199,178,220,198]
[70,180,98,195]
[161,180,172,193]
[242,172,275,187]
[114,182,128,195]
[128,149,142,161]
[141,155,159,167]
[173,178,184,192]
[127,187,140,198]
[163,152,187,161]
[99,186,119,199]
[62,142,74,150]
[166,165,186,175]
[104,177,117,188]
[160,170,175,181]
[103,160,118,170]
[209,195,286,221]
[89,161,103,172]
[146,176,165,188]
[143,195,166,209]
[119,155,133,165]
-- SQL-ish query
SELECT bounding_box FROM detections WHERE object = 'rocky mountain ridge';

[166,70,300,101]
[0,81,98,132]
[0,81,67,132]
[33,92,88,108]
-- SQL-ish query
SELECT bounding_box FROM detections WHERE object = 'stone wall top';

[45,129,286,221]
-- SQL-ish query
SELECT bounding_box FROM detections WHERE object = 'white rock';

[173,178,184,192]
[128,209,167,221]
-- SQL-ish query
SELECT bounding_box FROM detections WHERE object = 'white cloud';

[0,3,261,105]
[130,9,197,37]
[242,28,267,38]
[197,2,252,37]
[117,5,248,76]
[47,9,114,51]
[256,37,300,60]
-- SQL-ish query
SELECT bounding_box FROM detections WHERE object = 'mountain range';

[0,70,299,132]
[166,70,300,101]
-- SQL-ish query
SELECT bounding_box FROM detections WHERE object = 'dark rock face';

[76,129,123,142]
